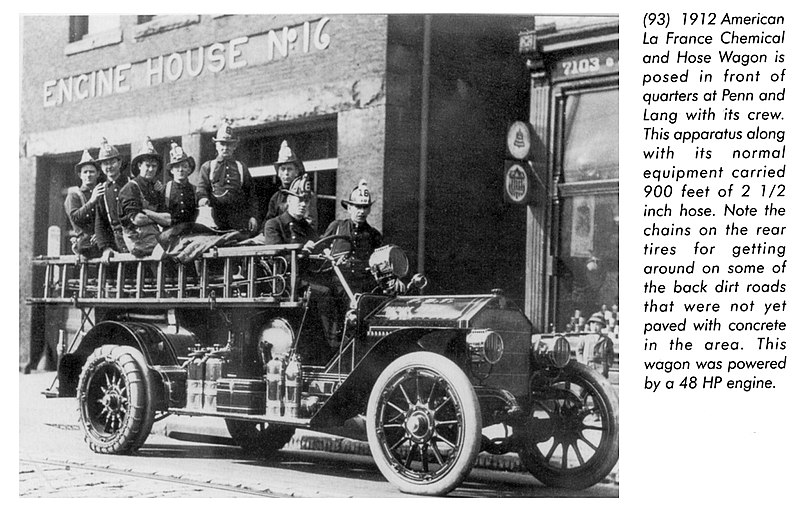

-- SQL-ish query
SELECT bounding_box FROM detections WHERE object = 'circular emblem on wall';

[506,121,532,160]
[504,163,530,203]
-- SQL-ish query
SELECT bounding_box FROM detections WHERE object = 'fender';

[57,321,185,397]
[309,327,466,427]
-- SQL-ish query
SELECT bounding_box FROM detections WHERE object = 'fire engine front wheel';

[225,420,295,456]
[517,361,619,489]
[367,352,482,496]
[77,345,155,454]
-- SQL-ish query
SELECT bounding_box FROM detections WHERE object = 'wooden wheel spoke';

[430,440,446,465]
[579,432,600,452]
[398,382,413,407]
[434,432,456,450]
[572,440,585,465]
[544,440,558,462]
[426,379,438,406]
[433,396,452,414]
[389,435,408,452]
[387,400,406,415]
[583,424,606,432]
[404,444,418,468]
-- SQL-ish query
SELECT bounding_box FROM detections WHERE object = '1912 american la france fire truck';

[28,236,618,496]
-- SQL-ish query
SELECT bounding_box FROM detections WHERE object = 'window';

[69,15,120,42]
[66,15,122,54]
[552,86,619,332]
[137,15,156,24]
[68,16,88,43]
[562,89,619,182]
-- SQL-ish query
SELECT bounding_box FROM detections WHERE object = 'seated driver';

[322,179,383,294]
[262,176,338,349]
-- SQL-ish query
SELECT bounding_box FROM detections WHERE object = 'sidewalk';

[21,370,618,484]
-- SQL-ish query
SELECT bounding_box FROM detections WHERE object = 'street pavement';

[19,370,619,497]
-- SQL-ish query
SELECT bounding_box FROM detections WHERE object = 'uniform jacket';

[263,211,318,246]
[64,185,95,238]
[119,176,166,229]
[95,174,129,251]
[194,157,257,216]
[323,219,383,263]
[266,187,318,227]
[165,179,198,225]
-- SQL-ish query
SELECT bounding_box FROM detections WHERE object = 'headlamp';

[466,329,504,365]
[368,245,409,279]
[258,318,295,360]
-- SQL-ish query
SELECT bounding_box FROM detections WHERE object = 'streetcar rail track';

[20,457,282,497]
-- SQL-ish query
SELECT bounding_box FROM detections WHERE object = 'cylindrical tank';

[284,355,301,418]
[204,347,225,411]
[266,357,283,417]
[186,345,205,410]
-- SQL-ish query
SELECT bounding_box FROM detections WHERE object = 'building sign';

[503,161,533,205]
[506,121,532,160]
[43,17,331,107]
[552,48,619,82]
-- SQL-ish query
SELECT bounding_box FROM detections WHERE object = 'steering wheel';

[305,234,353,274]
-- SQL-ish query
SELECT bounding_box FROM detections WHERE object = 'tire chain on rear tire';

[77,345,155,455]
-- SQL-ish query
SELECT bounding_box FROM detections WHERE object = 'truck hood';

[368,294,507,329]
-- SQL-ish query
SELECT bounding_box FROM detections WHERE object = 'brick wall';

[21,15,389,142]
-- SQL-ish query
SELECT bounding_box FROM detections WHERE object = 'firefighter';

[64,149,104,258]
[193,120,259,234]
[119,138,170,257]
[262,176,339,351]
[94,138,130,264]
[262,174,318,247]
[264,140,317,227]
[157,141,214,249]
[322,179,383,293]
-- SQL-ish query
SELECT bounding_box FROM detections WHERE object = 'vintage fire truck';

[28,236,619,496]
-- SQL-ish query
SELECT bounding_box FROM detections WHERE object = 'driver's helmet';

[341,179,375,209]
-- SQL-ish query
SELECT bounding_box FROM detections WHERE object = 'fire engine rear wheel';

[517,361,619,489]
[225,420,296,456]
[367,352,482,496]
[77,345,156,454]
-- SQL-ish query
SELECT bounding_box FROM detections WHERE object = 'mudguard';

[57,321,189,398]
[309,327,462,427]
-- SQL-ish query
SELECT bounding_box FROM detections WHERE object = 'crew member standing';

[94,138,130,264]
[193,120,258,234]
